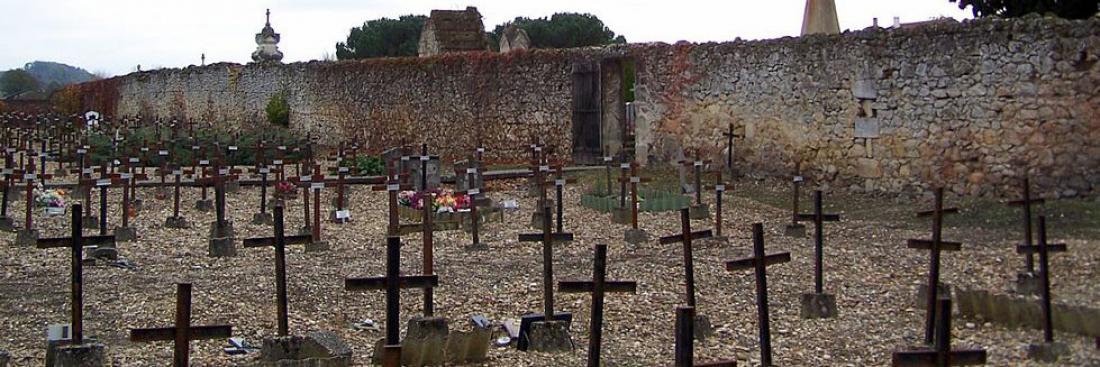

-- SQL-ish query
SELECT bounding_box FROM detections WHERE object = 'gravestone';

[454,159,484,191]
[255,331,352,367]
[406,145,440,192]
[517,205,575,353]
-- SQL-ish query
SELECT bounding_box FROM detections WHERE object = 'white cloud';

[0,0,971,77]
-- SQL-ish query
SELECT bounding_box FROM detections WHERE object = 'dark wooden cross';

[602,153,616,195]
[345,236,439,367]
[455,166,489,248]
[371,163,412,236]
[250,141,272,219]
[559,244,637,367]
[86,164,123,236]
[678,150,710,206]
[122,147,150,207]
[703,170,730,238]
[410,143,438,191]
[551,165,578,234]
[195,159,239,238]
[618,163,651,230]
[519,205,575,321]
[891,298,987,366]
[795,190,841,294]
[20,157,52,231]
[243,203,313,336]
[168,165,188,222]
[658,208,714,308]
[907,187,962,345]
[327,163,351,223]
[1016,216,1067,344]
[722,123,742,173]
[36,204,115,345]
[289,164,328,243]
[129,283,234,367]
[725,223,791,366]
[154,143,171,200]
[1008,176,1043,274]
[674,306,738,367]
[397,190,438,316]
[0,150,17,222]
[618,161,630,209]
[788,161,806,230]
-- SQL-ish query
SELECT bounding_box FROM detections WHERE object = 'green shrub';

[265,91,290,128]
[344,155,384,176]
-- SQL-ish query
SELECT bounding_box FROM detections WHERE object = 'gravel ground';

[0,171,1097,366]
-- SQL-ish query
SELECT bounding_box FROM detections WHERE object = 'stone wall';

[75,15,1100,197]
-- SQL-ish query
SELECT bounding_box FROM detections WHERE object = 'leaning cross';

[345,236,440,367]
[1016,216,1067,345]
[129,283,234,367]
[891,297,987,366]
[558,244,637,367]
[795,190,841,295]
[243,203,313,336]
[518,205,575,322]
[36,204,115,345]
[658,208,713,308]
[725,223,791,367]
[907,187,962,345]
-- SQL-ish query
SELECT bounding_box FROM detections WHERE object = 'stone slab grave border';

[581,188,690,213]
[397,204,502,234]
[955,288,1100,338]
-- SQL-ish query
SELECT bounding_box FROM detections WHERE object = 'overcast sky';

[0,1,973,77]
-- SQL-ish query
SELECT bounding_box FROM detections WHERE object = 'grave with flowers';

[34,183,69,217]
[397,188,502,233]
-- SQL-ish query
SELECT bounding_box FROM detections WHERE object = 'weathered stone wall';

[79,15,1100,197]
[632,15,1100,197]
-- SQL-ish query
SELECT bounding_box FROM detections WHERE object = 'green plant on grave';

[344,155,384,176]
[265,91,290,128]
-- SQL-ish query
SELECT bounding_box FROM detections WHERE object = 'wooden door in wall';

[571,61,602,165]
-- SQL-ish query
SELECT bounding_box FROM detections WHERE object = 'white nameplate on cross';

[200,160,210,165]
[300,176,311,182]
[335,210,351,220]
[140,147,149,152]
[620,163,631,169]
[793,176,804,183]
[338,167,349,173]
[159,150,168,156]
[539,165,550,172]
[716,184,726,192]
[555,179,565,186]
[228,146,238,151]
[120,173,132,179]
[466,168,477,174]
[173,170,183,175]
[129,158,139,163]
[219,169,229,175]
[273,160,283,165]
[77,149,87,154]
[419,156,430,161]
[82,168,93,174]
[694,161,703,167]
[603,156,613,162]
[259,168,270,174]
[476,147,485,153]
[96,179,111,186]
[468,188,480,195]
[192,146,200,150]
[24,173,36,180]
[387,184,400,191]
[311,183,323,190]
[631,176,641,183]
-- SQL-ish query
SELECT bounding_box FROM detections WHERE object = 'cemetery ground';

[1,169,1098,366]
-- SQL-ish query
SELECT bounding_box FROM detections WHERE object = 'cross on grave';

[397,190,438,316]
[129,283,234,367]
[784,161,807,237]
[795,190,841,319]
[0,150,18,231]
[196,159,240,257]
[36,142,51,185]
[70,145,98,229]
[891,297,987,366]
[558,244,638,367]
[454,166,489,250]
[326,163,351,223]
[1017,216,1069,360]
[677,150,711,219]
[153,144,171,200]
[243,203,313,336]
[702,170,731,241]
[122,147,150,210]
[674,306,737,367]
[601,152,616,196]
[36,204,115,344]
[224,142,242,192]
[658,208,714,309]
[370,163,412,236]
[620,163,652,244]
[107,153,148,241]
[721,123,742,175]
[193,147,214,211]
[288,164,330,250]
[84,164,124,237]
[518,205,576,323]
[907,187,962,345]
[404,143,440,192]
[250,160,275,225]
[164,165,191,229]
[1007,176,1045,294]
[527,160,555,228]
[725,223,791,366]
[345,236,440,367]
[15,157,52,246]
[551,165,578,234]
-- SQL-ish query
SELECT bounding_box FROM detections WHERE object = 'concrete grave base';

[688,203,710,220]
[113,227,137,242]
[253,331,353,367]
[784,223,806,237]
[208,237,237,257]
[610,207,631,224]
[526,320,573,353]
[1016,272,1042,296]
[48,341,106,367]
[401,317,449,366]
[0,216,15,232]
[694,314,714,341]
[252,212,274,225]
[89,246,117,261]
[801,292,838,319]
[1026,342,1068,362]
[624,228,649,244]
[14,228,38,246]
[443,326,492,364]
[0,349,8,367]
[81,216,98,230]
[164,216,191,229]
[955,288,1100,337]
[209,221,236,239]
[194,199,213,211]
[914,283,953,309]
[305,241,329,253]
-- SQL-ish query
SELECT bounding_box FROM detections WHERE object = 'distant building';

[252,9,284,63]
[418,7,491,57]
[498,25,531,53]
[801,0,840,36]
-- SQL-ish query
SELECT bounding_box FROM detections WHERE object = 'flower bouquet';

[34,183,68,216]
[274,180,298,201]
[399,189,471,213]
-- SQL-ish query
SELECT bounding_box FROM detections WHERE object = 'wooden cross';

[617,163,651,230]
[345,236,439,367]
[371,163,412,235]
[85,163,123,236]
[154,143,171,200]
[243,203,313,336]
[326,163,351,221]
[407,143,439,191]
[122,147,150,206]
[795,190,841,294]
[788,161,806,230]
[703,170,730,238]
[722,123,741,173]
[250,157,273,218]
[907,187,962,345]
[891,298,987,366]
[601,153,617,196]
[129,283,233,367]
[397,190,438,316]
[725,223,791,366]
[1008,176,1043,274]
[674,306,738,367]
[518,205,575,321]
[168,165,188,222]
[559,244,637,367]
[455,166,489,248]
[20,157,52,231]
[551,165,578,234]
[195,159,239,237]
[71,145,96,225]
[289,164,329,243]
[36,204,115,345]
[0,150,17,221]
[1016,216,1067,344]
[618,161,630,209]
[677,150,710,206]
[658,208,713,308]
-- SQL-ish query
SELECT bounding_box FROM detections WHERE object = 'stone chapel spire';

[801,0,841,36]
[252,8,284,63]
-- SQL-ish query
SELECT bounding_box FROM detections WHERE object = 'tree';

[336,15,428,59]
[0,69,41,99]
[490,13,625,50]
[951,0,1098,19]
